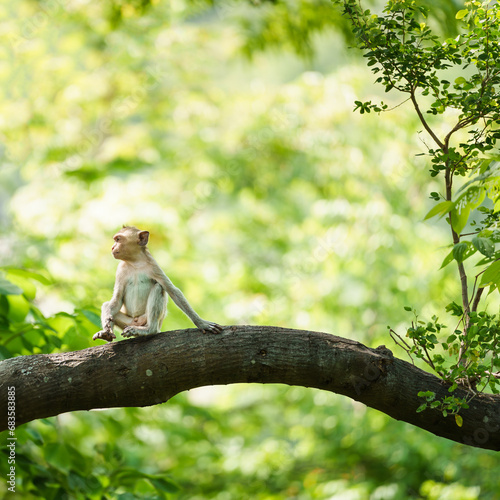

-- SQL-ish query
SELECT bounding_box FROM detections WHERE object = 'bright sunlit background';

[0,0,498,498]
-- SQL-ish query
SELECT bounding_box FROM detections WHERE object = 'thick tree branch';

[1,326,499,451]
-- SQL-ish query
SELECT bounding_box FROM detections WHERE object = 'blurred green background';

[0,0,498,498]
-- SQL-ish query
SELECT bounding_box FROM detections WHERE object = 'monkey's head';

[111,226,150,261]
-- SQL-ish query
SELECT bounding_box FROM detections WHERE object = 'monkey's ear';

[138,231,150,246]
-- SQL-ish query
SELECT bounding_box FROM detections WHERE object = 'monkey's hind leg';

[122,284,167,338]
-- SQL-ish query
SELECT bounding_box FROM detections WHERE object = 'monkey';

[93,226,223,342]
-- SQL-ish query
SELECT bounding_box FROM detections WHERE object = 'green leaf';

[0,345,12,360]
[450,205,471,236]
[455,9,468,20]
[440,249,454,269]
[472,236,495,257]
[452,242,471,263]
[76,308,101,327]
[424,201,454,220]
[44,443,71,472]
[463,186,485,210]
[418,390,435,401]
[451,187,485,235]
[149,477,180,494]
[479,260,500,288]
[0,277,23,295]
[2,268,51,286]
[445,302,464,316]
[455,160,500,194]
[7,294,30,321]
[455,414,463,427]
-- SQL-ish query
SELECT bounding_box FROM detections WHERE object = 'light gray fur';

[93,226,222,342]
[122,282,167,337]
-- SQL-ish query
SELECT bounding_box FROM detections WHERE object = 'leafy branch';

[339,0,500,420]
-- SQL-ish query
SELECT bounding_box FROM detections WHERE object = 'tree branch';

[1,326,499,451]
[410,90,445,151]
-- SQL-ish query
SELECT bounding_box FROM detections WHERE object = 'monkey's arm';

[154,269,222,334]
[93,269,126,342]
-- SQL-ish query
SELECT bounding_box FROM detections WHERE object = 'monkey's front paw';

[93,329,116,342]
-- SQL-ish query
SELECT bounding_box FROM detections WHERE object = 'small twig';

[471,287,484,312]
[389,328,412,349]
[389,328,414,365]
[384,97,411,112]
[421,343,436,371]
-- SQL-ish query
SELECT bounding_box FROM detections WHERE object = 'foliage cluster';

[340,0,500,418]
[0,269,99,360]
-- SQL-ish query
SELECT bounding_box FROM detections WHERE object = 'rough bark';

[1,326,499,451]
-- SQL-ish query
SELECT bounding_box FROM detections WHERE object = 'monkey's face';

[111,231,135,260]
[111,227,148,261]
[111,233,125,259]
